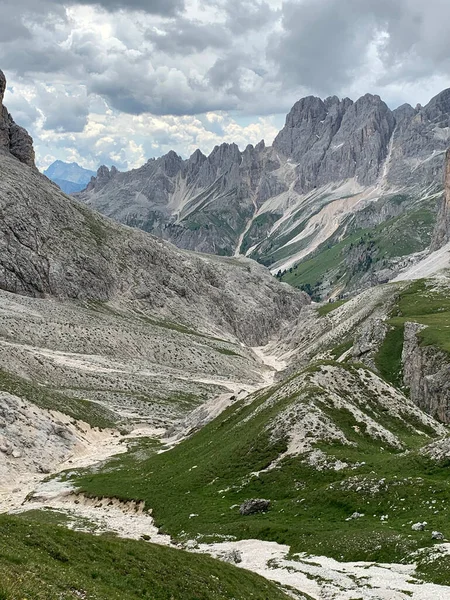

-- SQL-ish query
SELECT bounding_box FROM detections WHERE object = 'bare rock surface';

[402,321,450,423]
[431,148,450,250]
[0,70,35,168]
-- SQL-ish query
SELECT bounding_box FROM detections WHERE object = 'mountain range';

[2,66,450,600]
[44,160,96,194]
[78,89,450,299]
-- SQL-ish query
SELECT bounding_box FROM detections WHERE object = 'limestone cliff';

[0,70,35,168]
[402,322,450,423]
[431,148,450,250]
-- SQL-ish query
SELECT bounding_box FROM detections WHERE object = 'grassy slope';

[317,299,349,316]
[376,280,450,387]
[278,206,435,294]
[75,362,450,568]
[0,514,290,600]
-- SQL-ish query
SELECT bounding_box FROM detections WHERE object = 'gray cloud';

[3,89,39,129]
[40,88,90,133]
[4,0,184,16]
[216,0,280,34]
[88,58,236,115]
[3,0,450,170]
[147,18,230,55]
[65,0,184,15]
[269,0,379,94]
[270,0,450,96]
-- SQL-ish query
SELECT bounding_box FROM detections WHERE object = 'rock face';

[0,70,35,168]
[0,391,77,480]
[402,322,450,423]
[79,141,281,257]
[431,148,450,250]
[273,94,395,190]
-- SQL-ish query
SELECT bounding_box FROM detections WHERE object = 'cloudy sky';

[1,0,450,172]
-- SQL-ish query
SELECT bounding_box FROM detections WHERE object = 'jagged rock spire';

[0,68,35,168]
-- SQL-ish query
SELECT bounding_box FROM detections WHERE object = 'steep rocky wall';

[402,322,450,423]
[431,148,450,251]
[0,70,35,168]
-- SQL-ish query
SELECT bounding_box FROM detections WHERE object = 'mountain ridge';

[77,87,450,299]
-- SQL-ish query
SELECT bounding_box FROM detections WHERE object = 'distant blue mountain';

[51,178,88,194]
[44,160,96,194]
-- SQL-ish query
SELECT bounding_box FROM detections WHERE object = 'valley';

[1,64,450,600]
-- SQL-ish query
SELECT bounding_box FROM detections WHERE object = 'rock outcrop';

[0,391,77,481]
[273,93,396,190]
[402,322,450,423]
[239,499,271,515]
[0,70,35,168]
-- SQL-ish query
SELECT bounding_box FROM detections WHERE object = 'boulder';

[411,522,427,531]
[346,512,364,521]
[222,549,243,564]
[239,499,271,516]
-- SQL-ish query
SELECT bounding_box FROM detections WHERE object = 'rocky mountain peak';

[0,69,35,168]
[272,91,394,189]
[284,96,328,129]
[188,149,206,164]
[85,164,118,192]
[255,139,265,152]
[424,88,450,123]
[207,142,242,171]
[393,103,416,121]
[183,149,207,184]
[160,150,183,177]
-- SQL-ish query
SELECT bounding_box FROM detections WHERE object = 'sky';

[1,0,450,172]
